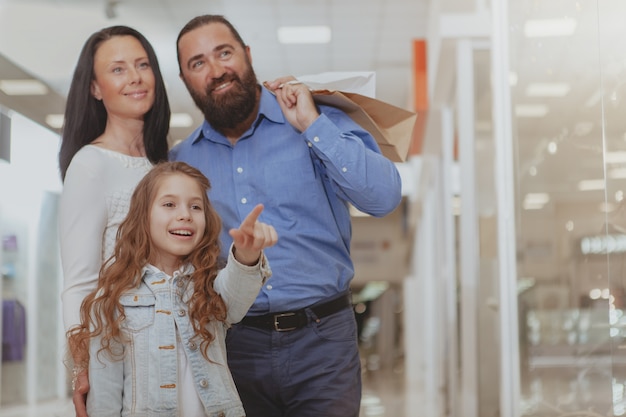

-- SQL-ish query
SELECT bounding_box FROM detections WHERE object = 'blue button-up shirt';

[170,86,402,314]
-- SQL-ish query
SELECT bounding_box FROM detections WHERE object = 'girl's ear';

[91,80,102,101]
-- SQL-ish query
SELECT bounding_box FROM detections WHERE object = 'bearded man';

[170,14,402,417]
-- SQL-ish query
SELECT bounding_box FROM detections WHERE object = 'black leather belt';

[239,293,352,332]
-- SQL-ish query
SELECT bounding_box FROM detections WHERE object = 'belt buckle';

[274,312,297,332]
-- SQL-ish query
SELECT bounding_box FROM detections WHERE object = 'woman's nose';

[128,67,142,84]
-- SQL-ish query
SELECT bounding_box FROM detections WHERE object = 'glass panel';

[0,112,64,406]
[506,0,618,415]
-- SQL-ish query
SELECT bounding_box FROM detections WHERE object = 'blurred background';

[3,0,626,416]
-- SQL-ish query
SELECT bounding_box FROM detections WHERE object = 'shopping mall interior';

[2,0,626,416]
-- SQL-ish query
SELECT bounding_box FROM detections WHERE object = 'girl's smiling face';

[148,173,206,275]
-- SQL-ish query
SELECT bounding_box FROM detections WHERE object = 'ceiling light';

[523,193,549,210]
[170,113,193,128]
[45,114,64,129]
[524,17,577,38]
[524,193,549,205]
[605,151,626,164]
[0,79,49,96]
[609,168,626,179]
[515,104,548,117]
[525,83,570,97]
[547,141,557,154]
[577,179,605,191]
[277,26,331,44]
[522,202,544,210]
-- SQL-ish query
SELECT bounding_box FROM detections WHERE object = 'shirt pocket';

[262,153,320,208]
[119,294,155,332]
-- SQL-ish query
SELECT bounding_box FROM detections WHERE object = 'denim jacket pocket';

[119,294,155,332]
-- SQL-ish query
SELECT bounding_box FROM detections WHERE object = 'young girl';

[68,161,277,417]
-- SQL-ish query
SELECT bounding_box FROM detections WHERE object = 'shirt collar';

[142,263,193,280]
[190,85,286,145]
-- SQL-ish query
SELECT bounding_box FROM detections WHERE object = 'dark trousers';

[226,305,362,417]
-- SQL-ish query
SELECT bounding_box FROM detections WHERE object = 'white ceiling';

[0,0,431,144]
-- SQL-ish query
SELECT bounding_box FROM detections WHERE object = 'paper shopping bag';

[311,89,417,162]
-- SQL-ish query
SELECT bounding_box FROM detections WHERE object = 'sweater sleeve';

[214,244,272,324]
[59,152,107,332]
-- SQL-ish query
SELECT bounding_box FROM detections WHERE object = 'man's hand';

[72,368,90,417]
[263,75,297,92]
[229,204,278,265]
[263,77,320,132]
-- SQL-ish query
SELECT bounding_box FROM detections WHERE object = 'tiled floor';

[0,370,409,417]
[0,398,73,417]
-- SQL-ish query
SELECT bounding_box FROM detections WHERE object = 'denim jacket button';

[199,378,208,388]
[177,309,186,317]
[217,412,225,417]
[188,340,197,351]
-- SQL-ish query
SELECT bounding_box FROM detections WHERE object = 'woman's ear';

[91,80,102,101]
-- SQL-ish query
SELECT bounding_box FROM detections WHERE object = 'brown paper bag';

[311,89,417,162]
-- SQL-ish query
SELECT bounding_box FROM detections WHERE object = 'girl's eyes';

[161,202,202,210]
[138,61,151,69]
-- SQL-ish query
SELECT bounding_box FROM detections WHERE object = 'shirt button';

[177,309,186,317]
[307,142,312,147]
[342,167,348,172]
[237,167,243,173]
[188,340,197,351]
[199,379,209,388]
[241,197,247,204]
[266,284,273,290]
[177,280,184,288]
[313,136,320,142]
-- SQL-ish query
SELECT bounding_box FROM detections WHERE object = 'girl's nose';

[177,207,191,221]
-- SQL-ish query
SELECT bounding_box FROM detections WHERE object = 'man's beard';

[186,63,259,132]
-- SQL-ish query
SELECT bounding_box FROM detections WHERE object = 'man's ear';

[245,45,252,65]
[91,80,102,101]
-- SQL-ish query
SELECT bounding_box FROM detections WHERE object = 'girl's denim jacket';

[86,246,271,417]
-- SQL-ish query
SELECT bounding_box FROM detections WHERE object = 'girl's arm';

[86,335,124,417]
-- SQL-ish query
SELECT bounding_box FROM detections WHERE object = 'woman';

[58,25,170,417]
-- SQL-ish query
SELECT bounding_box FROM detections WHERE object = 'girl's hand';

[229,204,278,266]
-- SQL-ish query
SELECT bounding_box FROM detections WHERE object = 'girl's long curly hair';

[68,162,227,367]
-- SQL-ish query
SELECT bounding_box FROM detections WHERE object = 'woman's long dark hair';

[59,25,170,180]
